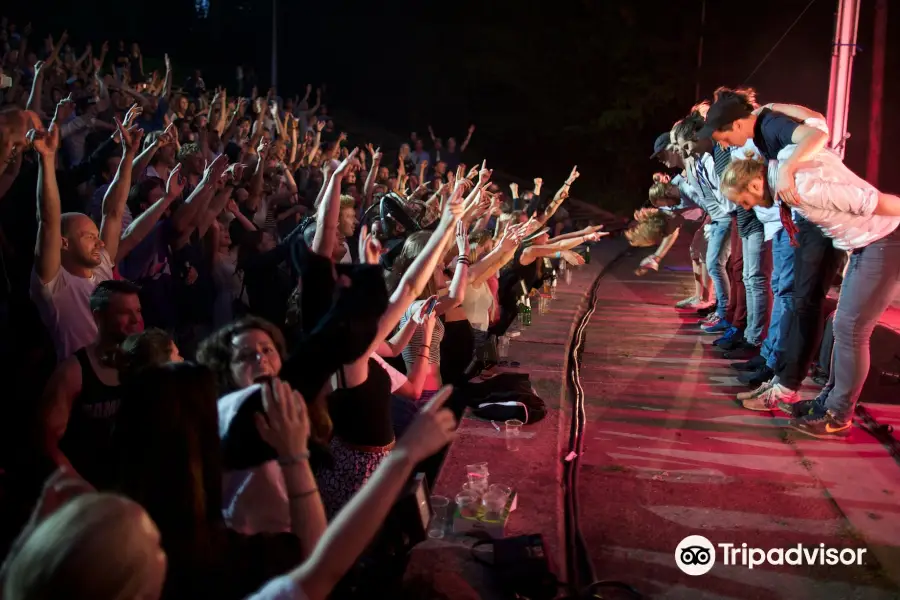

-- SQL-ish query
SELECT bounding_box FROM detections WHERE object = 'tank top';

[60,348,122,487]
[328,358,394,447]
[400,302,445,367]
[462,282,495,331]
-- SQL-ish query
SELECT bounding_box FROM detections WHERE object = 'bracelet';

[277,451,311,466]
[288,488,319,500]
[555,251,562,258]
[457,255,471,265]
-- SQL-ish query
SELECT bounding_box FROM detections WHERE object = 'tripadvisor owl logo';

[675,535,716,576]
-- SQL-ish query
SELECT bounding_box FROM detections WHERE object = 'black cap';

[698,96,752,139]
[650,133,670,159]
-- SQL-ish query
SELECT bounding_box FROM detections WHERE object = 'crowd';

[0,17,604,600]
[627,86,900,440]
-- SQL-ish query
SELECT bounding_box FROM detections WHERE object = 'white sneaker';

[675,295,698,309]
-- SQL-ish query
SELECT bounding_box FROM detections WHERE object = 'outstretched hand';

[395,385,457,464]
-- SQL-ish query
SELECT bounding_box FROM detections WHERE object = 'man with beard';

[30,102,151,360]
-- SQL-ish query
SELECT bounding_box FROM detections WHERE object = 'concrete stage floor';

[405,237,900,600]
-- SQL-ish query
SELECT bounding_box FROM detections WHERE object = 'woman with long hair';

[4,387,458,600]
[111,363,321,598]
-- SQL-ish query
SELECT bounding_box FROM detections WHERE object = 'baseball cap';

[650,132,670,159]
[697,96,752,139]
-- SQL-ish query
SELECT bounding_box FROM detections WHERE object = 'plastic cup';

[489,484,512,502]
[466,462,490,494]
[455,491,479,518]
[497,335,510,359]
[461,481,484,499]
[505,419,524,451]
[482,490,507,521]
[428,495,450,538]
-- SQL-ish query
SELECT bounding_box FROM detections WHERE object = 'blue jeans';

[762,229,796,368]
[706,220,732,319]
[741,231,771,345]
[823,228,900,421]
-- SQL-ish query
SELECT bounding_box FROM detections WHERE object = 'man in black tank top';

[38,280,144,487]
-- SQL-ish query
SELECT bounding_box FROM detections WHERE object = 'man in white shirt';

[720,150,900,439]
[30,109,155,360]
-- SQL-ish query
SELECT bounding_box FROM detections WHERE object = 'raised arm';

[26,61,45,115]
[363,146,381,205]
[312,149,358,258]
[460,124,475,152]
[99,119,143,262]
[31,113,63,284]
[161,54,173,100]
[117,164,185,261]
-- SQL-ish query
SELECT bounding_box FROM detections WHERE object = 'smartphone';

[424,296,438,316]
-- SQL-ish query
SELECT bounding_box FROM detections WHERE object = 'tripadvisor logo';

[675,535,868,575]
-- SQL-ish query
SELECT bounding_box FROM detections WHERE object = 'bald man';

[30,107,152,360]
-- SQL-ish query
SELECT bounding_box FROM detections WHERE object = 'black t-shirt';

[753,108,801,160]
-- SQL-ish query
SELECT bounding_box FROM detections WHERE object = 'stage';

[404,237,900,599]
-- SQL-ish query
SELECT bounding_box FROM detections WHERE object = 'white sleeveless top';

[462,281,494,332]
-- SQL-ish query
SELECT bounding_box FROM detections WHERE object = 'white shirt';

[689,152,735,222]
[219,385,291,535]
[462,281,494,331]
[339,241,352,264]
[768,148,900,250]
[30,249,115,361]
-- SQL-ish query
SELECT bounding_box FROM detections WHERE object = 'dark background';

[6,0,898,213]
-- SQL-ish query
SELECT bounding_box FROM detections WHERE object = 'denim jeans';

[774,216,842,389]
[706,219,732,319]
[823,227,900,421]
[762,229,796,368]
[741,231,771,345]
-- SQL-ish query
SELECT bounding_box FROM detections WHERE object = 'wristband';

[555,251,562,258]
[277,451,310,466]
[457,255,471,265]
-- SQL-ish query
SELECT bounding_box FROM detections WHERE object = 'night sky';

[6,0,899,212]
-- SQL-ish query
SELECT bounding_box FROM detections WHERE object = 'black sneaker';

[812,371,829,387]
[738,366,774,387]
[789,409,851,440]
[723,342,760,361]
[779,398,817,417]
[696,303,717,317]
[731,355,766,371]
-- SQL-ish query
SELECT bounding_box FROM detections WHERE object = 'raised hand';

[566,165,580,185]
[466,165,479,180]
[315,120,325,133]
[334,147,360,177]
[166,163,185,198]
[257,137,271,157]
[224,162,247,183]
[202,153,230,185]
[115,117,144,155]
[456,219,469,255]
[478,160,492,185]
[254,378,310,459]
[395,385,457,464]
[123,103,143,129]
[584,231,609,242]
[27,124,60,157]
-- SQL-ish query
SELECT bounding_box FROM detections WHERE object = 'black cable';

[561,252,640,599]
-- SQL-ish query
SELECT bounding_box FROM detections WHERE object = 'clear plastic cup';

[461,481,484,500]
[489,484,512,502]
[428,495,450,539]
[482,490,508,521]
[497,335,510,359]
[505,419,524,452]
[466,462,490,494]
[455,491,479,518]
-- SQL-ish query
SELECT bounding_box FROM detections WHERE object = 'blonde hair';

[339,195,355,210]
[648,182,680,206]
[719,151,767,196]
[625,208,669,248]
[3,494,162,600]
[385,231,437,300]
